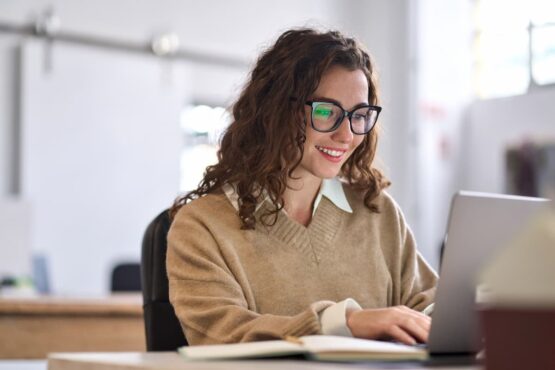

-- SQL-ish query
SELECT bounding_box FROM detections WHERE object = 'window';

[179,105,230,191]
[532,21,555,85]
[473,0,555,98]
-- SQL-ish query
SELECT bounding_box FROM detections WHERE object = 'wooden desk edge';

[47,352,482,370]
[0,294,143,316]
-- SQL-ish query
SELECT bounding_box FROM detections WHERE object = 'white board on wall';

[20,39,190,295]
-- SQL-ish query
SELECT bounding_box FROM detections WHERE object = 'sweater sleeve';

[398,214,438,311]
[376,192,438,311]
[166,206,334,345]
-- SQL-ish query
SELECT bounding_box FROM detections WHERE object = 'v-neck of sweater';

[256,197,347,264]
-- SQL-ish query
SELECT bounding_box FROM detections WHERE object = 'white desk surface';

[47,352,480,370]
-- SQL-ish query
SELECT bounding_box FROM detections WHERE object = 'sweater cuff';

[319,298,362,337]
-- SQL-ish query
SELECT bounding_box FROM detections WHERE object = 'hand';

[346,305,431,345]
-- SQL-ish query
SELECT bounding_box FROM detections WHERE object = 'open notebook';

[178,335,427,362]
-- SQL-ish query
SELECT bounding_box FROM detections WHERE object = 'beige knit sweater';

[167,186,437,345]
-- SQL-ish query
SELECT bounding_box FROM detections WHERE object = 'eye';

[353,107,371,121]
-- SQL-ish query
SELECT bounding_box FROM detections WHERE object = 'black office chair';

[141,209,188,350]
[111,262,142,292]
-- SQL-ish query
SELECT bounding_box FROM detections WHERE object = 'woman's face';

[297,66,368,181]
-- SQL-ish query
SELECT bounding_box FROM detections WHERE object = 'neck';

[283,175,322,226]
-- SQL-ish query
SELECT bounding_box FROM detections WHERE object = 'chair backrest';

[141,209,188,350]
[111,262,141,292]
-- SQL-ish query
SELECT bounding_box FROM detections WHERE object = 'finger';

[400,307,432,328]
[387,325,417,346]
[410,312,432,330]
[402,306,432,321]
[398,317,430,343]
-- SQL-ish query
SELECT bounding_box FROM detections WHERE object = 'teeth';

[316,146,343,157]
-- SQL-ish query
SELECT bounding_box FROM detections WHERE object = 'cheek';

[301,129,315,160]
[303,123,321,148]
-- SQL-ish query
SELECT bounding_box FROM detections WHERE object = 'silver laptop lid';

[428,191,549,354]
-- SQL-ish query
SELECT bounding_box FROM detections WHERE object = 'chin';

[313,168,341,179]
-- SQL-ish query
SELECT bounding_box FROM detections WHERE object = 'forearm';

[169,278,333,344]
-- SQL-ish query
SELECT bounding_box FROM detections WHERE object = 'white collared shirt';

[223,177,353,215]
[313,177,353,216]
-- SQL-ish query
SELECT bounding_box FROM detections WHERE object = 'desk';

[0,294,145,359]
[47,352,479,370]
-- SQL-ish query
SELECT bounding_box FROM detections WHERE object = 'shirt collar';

[314,177,353,215]
[222,177,352,215]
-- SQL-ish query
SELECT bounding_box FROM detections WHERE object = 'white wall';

[464,87,555,193]
[414,0,473,268]
[19,39,190,295]
[0,198,31,277]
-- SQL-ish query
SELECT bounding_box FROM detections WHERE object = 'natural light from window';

[473,0,555,98]
[179,105,230,192]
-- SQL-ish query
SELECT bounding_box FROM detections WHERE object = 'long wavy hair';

[172,28,390,229]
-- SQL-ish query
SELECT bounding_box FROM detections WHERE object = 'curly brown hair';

[171,28,390,229]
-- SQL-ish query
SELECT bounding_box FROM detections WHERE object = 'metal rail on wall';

[0,8,249,69]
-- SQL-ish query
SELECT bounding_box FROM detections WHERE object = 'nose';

[331,115,354,143]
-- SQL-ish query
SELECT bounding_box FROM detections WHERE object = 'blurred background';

[0,0,554,296]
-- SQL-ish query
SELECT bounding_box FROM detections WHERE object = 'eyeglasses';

[305,100,382,135]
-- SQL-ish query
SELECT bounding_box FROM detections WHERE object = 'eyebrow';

[311,96,369,111]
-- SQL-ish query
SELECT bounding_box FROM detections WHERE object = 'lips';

[316,145,346,157]
[315,145,347,162]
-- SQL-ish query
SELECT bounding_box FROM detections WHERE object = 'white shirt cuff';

[319,298,362,337]
[422,303,434,316]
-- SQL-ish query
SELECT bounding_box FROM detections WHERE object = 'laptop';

[427,191,549,356]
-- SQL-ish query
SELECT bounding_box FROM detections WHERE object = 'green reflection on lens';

[314,105,332,119]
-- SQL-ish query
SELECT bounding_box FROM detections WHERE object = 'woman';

[167,28,437,346]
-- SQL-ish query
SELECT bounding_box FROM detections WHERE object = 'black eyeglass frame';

[305,100,382,135]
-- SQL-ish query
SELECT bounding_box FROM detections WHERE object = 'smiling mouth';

[315,145,346,158]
